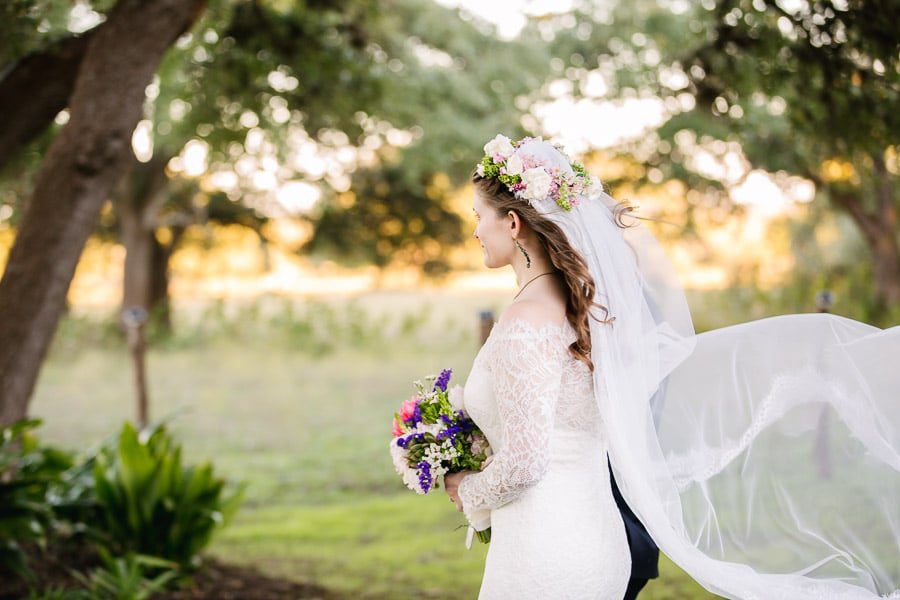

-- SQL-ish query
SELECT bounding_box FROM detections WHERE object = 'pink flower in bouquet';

[392,417,403,437]
[399,395,421,425]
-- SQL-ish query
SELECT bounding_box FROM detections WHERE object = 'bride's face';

[472,190,514,269]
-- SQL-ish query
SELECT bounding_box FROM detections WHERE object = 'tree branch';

[0,31,96,172]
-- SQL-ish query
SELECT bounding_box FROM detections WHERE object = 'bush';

[92,421,245,569]
[0,418,90,582]
[70,548,180,600]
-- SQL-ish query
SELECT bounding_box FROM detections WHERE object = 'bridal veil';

[540,176,899,598]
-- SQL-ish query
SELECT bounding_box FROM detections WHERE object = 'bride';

[442,135,900,599]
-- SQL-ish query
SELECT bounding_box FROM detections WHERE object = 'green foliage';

[0,0,75,65]
[0,419,49,581]
[49,296,468,357]
[686,0,899,161]
[23,586,91,600]
[307,164,467,274]
[304,0,562,271]
[0,418,81,582]
[70,548,179,600]
[92,421,245,569]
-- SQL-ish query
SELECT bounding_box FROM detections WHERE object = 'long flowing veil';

[542,187,900,599]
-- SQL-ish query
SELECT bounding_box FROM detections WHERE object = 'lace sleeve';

[457,320,566,526]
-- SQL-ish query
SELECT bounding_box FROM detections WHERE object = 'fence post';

[122,307,150,430]
[479,310,494,347]
[814,289,834,479]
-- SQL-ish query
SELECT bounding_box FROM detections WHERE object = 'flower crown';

[475,134,599,212]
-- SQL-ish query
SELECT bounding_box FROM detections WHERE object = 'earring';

[514,239,531,269]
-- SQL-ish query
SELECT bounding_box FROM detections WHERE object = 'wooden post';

[814,290,834,479]
[122,307,150,429]
[479,310,495,347]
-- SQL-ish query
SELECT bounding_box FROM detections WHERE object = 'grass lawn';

[30,293,719,599]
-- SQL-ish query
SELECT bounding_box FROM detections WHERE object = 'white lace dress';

[457,317,631,600]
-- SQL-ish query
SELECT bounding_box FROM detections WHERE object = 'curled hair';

[472,173,636,372]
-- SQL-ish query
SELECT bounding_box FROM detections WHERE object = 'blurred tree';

[0,0,206,427]
[306,0,555,272]
[1,0,552,329]
[0,0,560,423]
[111,0,385,330]
[542,0,898,316]
[677,0,900,314]
[1,0,386,331]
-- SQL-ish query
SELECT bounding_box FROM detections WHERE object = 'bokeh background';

[1,0,897,598]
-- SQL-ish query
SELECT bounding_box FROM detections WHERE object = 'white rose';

[476,163,485,177]
[505,153,524,175]
[448,384,464,412]
[483,134,515,160]
[521,167,552,201]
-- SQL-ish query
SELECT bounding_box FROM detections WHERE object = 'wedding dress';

[457,317,632,600]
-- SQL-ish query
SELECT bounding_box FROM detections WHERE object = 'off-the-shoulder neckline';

[489,317,573,338]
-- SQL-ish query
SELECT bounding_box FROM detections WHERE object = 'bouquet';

[389,368,492,544]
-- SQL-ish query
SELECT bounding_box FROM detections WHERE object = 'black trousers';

[609,455,658,599]
[624,577,649,600]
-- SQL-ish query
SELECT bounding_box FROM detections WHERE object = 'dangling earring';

[514,239,531,268]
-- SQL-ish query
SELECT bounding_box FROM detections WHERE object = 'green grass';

[31,293,719,599]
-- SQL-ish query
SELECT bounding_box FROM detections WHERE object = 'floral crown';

[475,134,599,212]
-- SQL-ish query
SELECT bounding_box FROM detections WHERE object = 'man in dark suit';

[609,457,658,599]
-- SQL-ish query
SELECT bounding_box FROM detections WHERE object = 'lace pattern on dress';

[457,318,570,520]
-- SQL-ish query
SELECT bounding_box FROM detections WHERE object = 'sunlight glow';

[131,120,154,163]
[183,140,209,177]
[276,181,321,215]
[532,96,668,153]
[67,2,103,33]
[433,0,575,39]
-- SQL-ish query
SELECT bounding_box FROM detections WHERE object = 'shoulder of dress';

[490,312,573,345]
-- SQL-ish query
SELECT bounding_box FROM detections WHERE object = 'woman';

[443,135,899,599]
[443,143,634,598]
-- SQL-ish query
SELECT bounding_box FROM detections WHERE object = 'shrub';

[0,418,82,582]
[70,548,179,600]
[92,421,245,569]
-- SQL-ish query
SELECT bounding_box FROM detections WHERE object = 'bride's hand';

[444,471,474,512]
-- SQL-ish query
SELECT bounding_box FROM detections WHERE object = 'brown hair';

[472,173,639,372]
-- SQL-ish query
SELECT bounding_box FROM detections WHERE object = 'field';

[30,291,723,599]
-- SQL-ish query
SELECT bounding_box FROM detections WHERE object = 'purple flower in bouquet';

[433,368,452,392]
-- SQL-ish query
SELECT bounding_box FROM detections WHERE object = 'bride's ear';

[506,210,523,238]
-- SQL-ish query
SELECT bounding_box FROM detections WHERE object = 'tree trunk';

[870,154,900,309]
[116,154,171,329]
[0,0,206,428]
[871,229,900,309]
[830,184,900,314]
[149,223,186,332]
